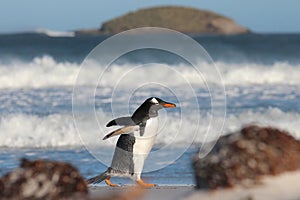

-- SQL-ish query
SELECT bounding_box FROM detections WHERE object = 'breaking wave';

[35,29,75,37]
[0,108,299,148]
[0,56,299,89]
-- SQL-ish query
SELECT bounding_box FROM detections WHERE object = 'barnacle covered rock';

[193,125,300,189]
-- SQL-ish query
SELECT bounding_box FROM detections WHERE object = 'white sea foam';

[0,114,80,147]
[0,108,299,148]
[217,62,300,85]
[0,56,299,89]
[35,29,75,37]
[0,56,80,88]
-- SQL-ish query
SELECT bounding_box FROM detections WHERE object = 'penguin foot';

[136,179,157,187]
[105,177,118,187]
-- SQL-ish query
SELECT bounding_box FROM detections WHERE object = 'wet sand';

[89,170,300,200]
[89,185,194,200]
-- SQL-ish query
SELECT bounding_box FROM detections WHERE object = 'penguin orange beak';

[162,103,176,108]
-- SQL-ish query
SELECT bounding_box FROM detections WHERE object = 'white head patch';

[151,97,159,104]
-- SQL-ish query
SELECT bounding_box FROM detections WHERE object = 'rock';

[0,158,88,200]
[192,125,300,189]
[209,18,249,34]
[75,6,250,36]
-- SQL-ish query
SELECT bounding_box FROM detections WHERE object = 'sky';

[0,0,299,33]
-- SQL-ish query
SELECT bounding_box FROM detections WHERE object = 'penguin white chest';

[133,117,158,155]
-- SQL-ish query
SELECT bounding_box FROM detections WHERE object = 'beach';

[88,170,300,200]
[89,185,194,200]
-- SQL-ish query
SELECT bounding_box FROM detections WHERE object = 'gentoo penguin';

[87,97,176,187]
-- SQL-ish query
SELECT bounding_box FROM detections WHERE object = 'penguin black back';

[116,134,135,152]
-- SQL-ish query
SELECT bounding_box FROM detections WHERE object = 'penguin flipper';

[103,125,139,140]
[106,116,135,127]
[87,171,109,184]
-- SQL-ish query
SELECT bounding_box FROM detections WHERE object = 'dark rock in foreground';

[193,125,300,189]
[0,158,88,200]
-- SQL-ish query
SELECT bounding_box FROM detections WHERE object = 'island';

[75,6,250,36]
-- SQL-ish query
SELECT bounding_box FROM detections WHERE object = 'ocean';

[0,30,299,186]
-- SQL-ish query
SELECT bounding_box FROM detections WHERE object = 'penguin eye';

[150,98,159,104]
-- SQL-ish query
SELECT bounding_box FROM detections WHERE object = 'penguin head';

[132,97,176,120]
[146,97,176,110]
[146,97,176,117]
